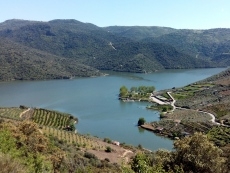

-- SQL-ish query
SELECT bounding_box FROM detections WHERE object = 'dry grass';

[164,109,211,122]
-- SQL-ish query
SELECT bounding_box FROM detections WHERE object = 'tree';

[162,107,167,112]
[138,117,146,126]
[172,132,226,173]
[120,86,128,97]
[105,146,112,153]
[131,152,152,173]
[130,87,137,93]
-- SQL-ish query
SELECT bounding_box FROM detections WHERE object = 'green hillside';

[0,38,101,81]
[0,19,218,81]
[107,26,230,65]
[104,25,176,40]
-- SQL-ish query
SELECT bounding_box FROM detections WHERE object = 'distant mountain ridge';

[105,26,230,65]
[0,19,229,81]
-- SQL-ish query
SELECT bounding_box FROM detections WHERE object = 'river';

[0,68,226,151]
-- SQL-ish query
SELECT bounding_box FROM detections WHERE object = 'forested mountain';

[0,19,229,81]
[104,26,176,40]
[106,26,230,66]
[0,38,101,81]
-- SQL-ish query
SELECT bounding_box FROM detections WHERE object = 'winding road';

[166,92,230,127]
[19,108,31,118]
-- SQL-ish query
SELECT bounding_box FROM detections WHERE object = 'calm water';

[0,68,226,151]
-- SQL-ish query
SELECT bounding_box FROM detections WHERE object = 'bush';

[0,153,27,173]
[84,152,98,160]
[104,158,110,162]
[138,117,146,126]
[103,137,112,143]
[105,146,112,153]
[138,144,143,149]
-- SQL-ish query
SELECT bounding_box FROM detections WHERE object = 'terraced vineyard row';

[41,126,105,150]
[0,107,25,120]
[32,108,76,129]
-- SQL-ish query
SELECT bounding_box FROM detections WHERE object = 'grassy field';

[172,83,215,100]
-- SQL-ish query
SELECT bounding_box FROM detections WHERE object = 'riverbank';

[0,106,139,165]
[0,68,226,151]
[140,69,230,139]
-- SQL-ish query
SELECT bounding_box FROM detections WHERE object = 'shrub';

[104,158,110,162]
[103,137,112,143]
[105,146,112,153]
[138,117,146,126]
[0,153,27,173]
[84,152,98,160]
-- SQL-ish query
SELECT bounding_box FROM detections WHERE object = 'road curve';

[166,92,229,126]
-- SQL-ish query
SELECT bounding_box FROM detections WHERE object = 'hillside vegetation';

[0,38,101,81]
[1,68,230,172]
[107,26,230,66]
[0,112,229,172]
[1,19,228,81]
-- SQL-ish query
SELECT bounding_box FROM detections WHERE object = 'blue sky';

[1,0,230,29]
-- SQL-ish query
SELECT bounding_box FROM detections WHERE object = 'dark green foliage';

[105,146,112,153]
[0,19,222,81]
[84,152,98,160]
[106,26,230,67]
[0,38,101,81]
[138,117,146,126]
[104,25,176,41]
[208,127,230,147]
[119,86,128,97]
[131,152,152,173]
[120,85,155,101]
[149,104,173,112]
[129,133,227,173]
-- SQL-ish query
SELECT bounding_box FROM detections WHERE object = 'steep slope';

[84,41,214,72]
[0,19,214,75]
[143,29,230,63]
[104,26,176,40]
[0,38,101,81]
[106,26,230,66]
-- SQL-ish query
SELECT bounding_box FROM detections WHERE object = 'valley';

[1,19,230,81]
[1,18,230,172]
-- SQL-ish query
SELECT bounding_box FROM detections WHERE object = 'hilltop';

[1,19,229,81]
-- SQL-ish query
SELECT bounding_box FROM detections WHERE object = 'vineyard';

[41,126,106,150]
[0,107,25,120]
[32,108,77,129]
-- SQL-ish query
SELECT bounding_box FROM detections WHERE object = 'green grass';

[148,104,173,112]
[171,93,191,100]
[172,83,215,100]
